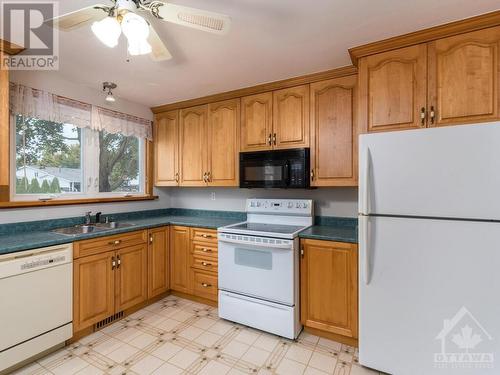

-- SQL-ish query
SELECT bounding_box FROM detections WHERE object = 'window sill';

[0,195,159,208]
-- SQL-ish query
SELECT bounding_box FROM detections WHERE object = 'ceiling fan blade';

[155,3,231,35]
[48,4,110,31]
[148,25,172,61]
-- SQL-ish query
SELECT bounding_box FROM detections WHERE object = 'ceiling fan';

[49,0,231,61]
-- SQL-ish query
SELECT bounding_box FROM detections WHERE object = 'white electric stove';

[217,198,313,339]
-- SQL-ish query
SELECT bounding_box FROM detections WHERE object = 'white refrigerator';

[358,122,500,375]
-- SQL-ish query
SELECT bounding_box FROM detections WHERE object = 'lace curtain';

[9,83,153,140]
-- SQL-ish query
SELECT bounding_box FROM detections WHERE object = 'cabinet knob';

[111,256,116,270]
[310,169,315,181]
[420,107,426,126]
[109,239,121,245]
[149,236,153,244]
[116,255,121,268]
[430,106,436,125]
[268,133,272,146]
[273,133,277,145]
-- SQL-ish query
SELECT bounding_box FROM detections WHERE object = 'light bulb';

[121,12,151,56]
[91,16,122,48]
[105,92,116,102]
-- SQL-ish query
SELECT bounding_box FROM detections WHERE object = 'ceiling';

[51,0,500,108]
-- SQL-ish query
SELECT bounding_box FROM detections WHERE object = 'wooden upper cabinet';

[115,244,148,312]
[240,92,273,151]
[179,105,208,186]
[358,44,428,133]
[273,85,310,149]
[148,227,169,299]
[428,26,500,126]
[310,76,357,186]
[208,99,240,186]
[170,226,191,293]
[301,239,358,340]
[154,110,179,186]
[73,251,115,332]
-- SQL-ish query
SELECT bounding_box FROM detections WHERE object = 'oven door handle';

[218,237,293,250]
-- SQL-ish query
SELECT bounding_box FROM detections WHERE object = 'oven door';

[239,159,289,188]
[218,234,296,305]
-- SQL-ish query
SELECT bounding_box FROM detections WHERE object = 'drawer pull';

[201,282,212,288]
[111,256,116,270]
[109,240,121,245]
[201,234,213,239]
[201,248,212,253]
[201,261,212,267]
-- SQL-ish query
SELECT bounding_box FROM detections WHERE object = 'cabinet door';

[154,110,179,186]
[273,85,310,149]
[170,226,191,293]
[115,244,148,312]
[148,227,169,299]
[301,239,358,339]
[358,44,427,133]
[208,99,240,186]
[428,26,500,126]
[310,76,357,186]
[240,92,273,151]
[73,251,115,332]
[179,105,208,186]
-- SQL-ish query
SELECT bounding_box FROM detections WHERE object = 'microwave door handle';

[284,162,290,186]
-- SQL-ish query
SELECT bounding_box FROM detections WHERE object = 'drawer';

[191,228,217,243]
[192,242,218,258]
[192,255,218,273]
[192,271,218,301]
[74,230,148,259]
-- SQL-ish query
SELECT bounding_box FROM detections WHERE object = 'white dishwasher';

[0,243,73,372]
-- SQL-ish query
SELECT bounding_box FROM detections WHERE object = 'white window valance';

[9,83,153,140]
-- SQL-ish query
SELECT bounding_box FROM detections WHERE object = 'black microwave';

[239,148,310,188]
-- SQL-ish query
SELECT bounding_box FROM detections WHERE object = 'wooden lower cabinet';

[148,226,170,298]
[115,244,148,312]
[73,226,218,336]
[73,251,115,332]
[300,239,358,342]
[170,226,191,293]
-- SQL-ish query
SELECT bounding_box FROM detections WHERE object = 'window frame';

[8,113,151,204]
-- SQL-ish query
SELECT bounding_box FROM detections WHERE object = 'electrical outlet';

[210,192,216,201]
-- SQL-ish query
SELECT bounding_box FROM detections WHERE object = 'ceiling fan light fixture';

[121,11,151,56]
[127,39,152,56]
[91,16,122,48]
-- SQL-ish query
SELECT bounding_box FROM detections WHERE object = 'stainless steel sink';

[94,222,135,229]
[52,222,135,236]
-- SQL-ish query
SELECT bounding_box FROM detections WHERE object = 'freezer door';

[359,121,500,220]
[359,215,500,375]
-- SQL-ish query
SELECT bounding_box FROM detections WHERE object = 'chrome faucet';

[84,211,92,225]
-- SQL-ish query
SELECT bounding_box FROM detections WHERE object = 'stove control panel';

[246,199,313,216]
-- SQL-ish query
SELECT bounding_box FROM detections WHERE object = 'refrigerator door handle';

[360,215,371,285]
[361,147,371,215]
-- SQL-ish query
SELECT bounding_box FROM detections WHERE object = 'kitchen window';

[9,83,152,203]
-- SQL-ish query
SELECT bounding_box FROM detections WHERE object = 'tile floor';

[12,296,383,375]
